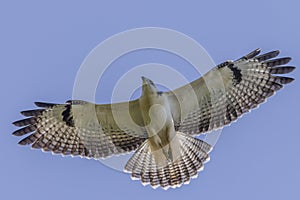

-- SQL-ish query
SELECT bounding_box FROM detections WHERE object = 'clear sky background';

[1,1,299,199]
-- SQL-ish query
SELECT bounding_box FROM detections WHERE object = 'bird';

[12,48,295,189]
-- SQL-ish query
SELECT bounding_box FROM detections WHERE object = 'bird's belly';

[139,93,176,151]
[146,104,176,149]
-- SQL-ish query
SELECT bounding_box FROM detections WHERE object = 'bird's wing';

[167,48,295,136]
[13,99,147,159]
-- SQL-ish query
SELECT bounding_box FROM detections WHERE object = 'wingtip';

[284,57,292,65]
[237,48,261,61]
[20,109,44,117]
[12,130,19,136]
[20,110,28,116]
[283,77,295,84]
[34,102,56,108]
[282,57,292,63]
[270,66,296,75]
[18,138,30,145]
[12,120,21,127]
[264,57,292,67]
[274,50,280,57]
[246,48,261,59]
[12,129,24,136]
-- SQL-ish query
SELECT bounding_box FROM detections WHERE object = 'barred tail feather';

[124,132,212,189]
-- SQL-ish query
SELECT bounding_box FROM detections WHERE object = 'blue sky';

[1,0,299,199]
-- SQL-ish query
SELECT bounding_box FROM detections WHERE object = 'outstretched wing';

[168,48,295,135]
[13,99,147,159]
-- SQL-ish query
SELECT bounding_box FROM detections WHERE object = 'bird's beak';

[141,76,149,84]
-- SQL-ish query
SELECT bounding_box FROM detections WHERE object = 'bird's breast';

[139,93,174,138]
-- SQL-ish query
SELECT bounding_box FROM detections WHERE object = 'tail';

[124,132,212,189]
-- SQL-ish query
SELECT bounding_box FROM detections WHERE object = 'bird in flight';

[13,48,295,189]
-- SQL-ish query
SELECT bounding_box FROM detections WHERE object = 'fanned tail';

[124,132,212,189]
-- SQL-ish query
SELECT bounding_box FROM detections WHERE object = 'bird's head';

[141,76,158,95]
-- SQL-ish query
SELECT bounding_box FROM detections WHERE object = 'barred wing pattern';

[168,49,295,136]
[12,48,295,190]
[13,100,147,158]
